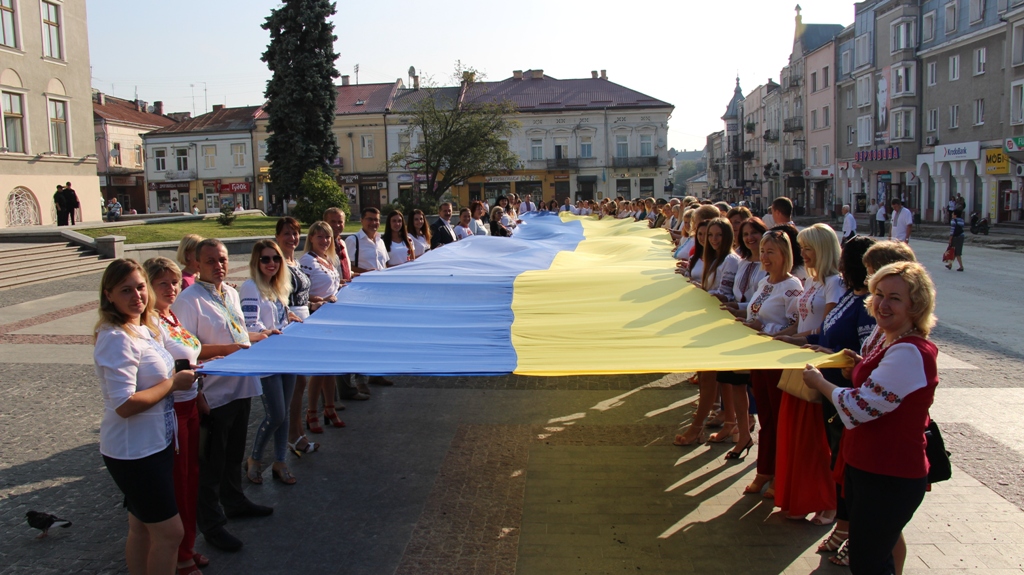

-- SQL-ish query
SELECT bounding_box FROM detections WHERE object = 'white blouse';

[454,225,473,240]
[158,313,202,403]
[704,252,741,300]
[299,252,340,299]
[731,259,764,311]
[410,234,429,257]
[95,323,176,460]
[797,274,845,334]
[470,218,489,236]
[746,275,803,335]
[387,240,412,266]
[239,280,289,332]
[688,258,704,282]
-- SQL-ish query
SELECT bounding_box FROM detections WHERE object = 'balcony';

[763,129,779,142]
[783,159,805,172]
[612,156,660,168]
[742,151,757,162]
[783,117,804,132]
[787,74,802,89]
[163,169,196,181]
[546,158,580,170]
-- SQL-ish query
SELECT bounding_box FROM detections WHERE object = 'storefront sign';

[855,147,901,162]
[1005,136,1024,152]
[202,179,221,187]
[803,168,834,178]
[935,142,980,161]
[986,149,1010,175]
[485,175,539,182]
[148,181,190,191]
[220,182,251,194]
[110,176,136,186]
[554,175,569,180]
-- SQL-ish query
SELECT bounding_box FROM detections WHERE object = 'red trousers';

[750,370,783,476]
[173,399,200,563]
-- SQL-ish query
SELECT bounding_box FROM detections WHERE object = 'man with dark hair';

[346,207,388,274]
[889,197,913,243]
[53,185,67,226]
[62,182,80,225]
[771,196,794,227]
[430,202,457,249]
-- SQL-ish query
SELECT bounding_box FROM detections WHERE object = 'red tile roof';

[93,95,177,128]
[149,105,263,135]
[466,75,673,111]
[334,82,398,115]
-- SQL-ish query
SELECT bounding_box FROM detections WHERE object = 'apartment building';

[1002,0,1024,222]
[741,80,779,211]
[804,38,838,215]
[0,0,101,227]
[717,78,745,203]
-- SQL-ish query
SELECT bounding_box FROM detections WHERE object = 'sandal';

[811,510,837,526]
[192,553,210,568]
[817,528,849,553]
[272,466,297,485]
[829,540,850,566]
[323,404,346,428]
[705,410,725,428]
[708,421,738,443]
[743,473,773,495]
[245,459,263,485]
[177,565,202,575]
[724,439,753,461]
[288,435,320,458]
[306,409,323,434]
[673,425,704,446]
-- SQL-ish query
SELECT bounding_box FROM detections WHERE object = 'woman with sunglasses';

[241,240,298,485]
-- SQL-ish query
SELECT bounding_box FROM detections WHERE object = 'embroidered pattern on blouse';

[749,283,773,316]
[798,281,821,322]
[160,318,201,351]
[822,290,857,335]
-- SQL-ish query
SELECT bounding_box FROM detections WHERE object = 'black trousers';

[845,464,927,575]
[56,209,67,226]
[197,397,252,534]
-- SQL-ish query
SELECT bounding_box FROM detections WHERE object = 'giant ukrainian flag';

[200,212,846,377]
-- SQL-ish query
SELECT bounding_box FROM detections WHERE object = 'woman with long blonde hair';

[299,221,344,431]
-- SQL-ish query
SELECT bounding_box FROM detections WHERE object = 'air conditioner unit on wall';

[925,136,937,146]
[1015,164,1024,177]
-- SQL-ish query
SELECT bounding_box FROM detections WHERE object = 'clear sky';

[86,0,855,152]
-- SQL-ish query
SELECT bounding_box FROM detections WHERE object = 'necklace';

[883,326,918,349]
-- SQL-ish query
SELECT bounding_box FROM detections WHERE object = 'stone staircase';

[0,242,109,290]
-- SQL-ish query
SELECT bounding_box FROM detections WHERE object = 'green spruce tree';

[261,0,340,197]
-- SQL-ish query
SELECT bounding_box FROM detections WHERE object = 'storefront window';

[484,183,510,204]
[616,179,632,199]
[639,178,655,198]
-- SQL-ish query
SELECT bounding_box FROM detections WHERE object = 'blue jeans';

[251,374,296,463]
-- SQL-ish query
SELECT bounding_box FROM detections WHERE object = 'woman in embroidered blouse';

[672,209,695,261]
[300,221,345,432]
[676,220,707,279]
[741,230,804,497]
[143,257,208,575]
[176,234,204,289]
[771,224,844,526]
[95,259,198,574]
[700,217,741,300]
[408,209,432,258]
[240,240,298,485]
[275,217,319,457]
[803,261,938,575]
[382,211,414,267]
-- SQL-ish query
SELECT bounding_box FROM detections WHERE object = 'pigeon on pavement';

[26,511,71,538]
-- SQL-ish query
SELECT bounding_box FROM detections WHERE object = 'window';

[41,1,61,59]
[891,109,914,140]
[231,143,245,167]
[892,64,915,96]
[202,145,216,169]
[974,47,986,74]
[927,108,939,131]
[927,61,937,86]
[552,137,567,159]
[530,138,542,160]
[811,109,818,130]
[999,0,1009,13]
[0,0,16,48]
[175,148,188,171]
[946,2,958,33]
[1,91,24,153]
[891,19,915,52]
[47,99,67,155]
[974,98,985,124]
[360,135,374,158]
[841,51,852,75]
[823,66,830,88]
[615,135,628,157]
[1012,80,1024,124]
[1016,23,1024,66]
[398,132,410,154]
[970,0,985,23]
[579,135,592,158]
[811,71,818,92]
[134,145,142,166]
[112,142,121,166]
[950,104,960,128]
[922,11,936,42]
[857,115,873,146]
[154,148,166,171]
[856,75,872,107]
[855,33,872,68]
[949,55,960,81]
[847,125,854,144]
[823,145,830,165]
[639,134,653,156]
[823,105,830,127]
[845,88,853,109]
[811,147,818,166]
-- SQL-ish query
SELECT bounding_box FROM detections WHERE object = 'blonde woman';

[176,234,204,288]
[299,221,344,431]
[94,259,198,574]
[241,240,298,485]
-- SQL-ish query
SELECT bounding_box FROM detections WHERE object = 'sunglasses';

[259,255,283,264]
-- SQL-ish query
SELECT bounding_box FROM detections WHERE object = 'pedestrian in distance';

[53,185,67,226]
[841,205,857,246]
[63,182,80,225]
[947,208,966,272]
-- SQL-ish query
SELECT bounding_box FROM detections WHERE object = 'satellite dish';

[110,147,120,157]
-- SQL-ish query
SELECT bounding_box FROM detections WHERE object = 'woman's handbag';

[925,418,952,483]
[941,246,956,263]
[777,369,823,403]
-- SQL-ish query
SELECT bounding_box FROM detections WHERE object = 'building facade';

[0,0,101,227]
[804,38,838,215]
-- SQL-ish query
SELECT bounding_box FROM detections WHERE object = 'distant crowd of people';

[94,194,940,575]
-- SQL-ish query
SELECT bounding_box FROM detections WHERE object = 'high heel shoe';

[306,409,323,434]
[816,528,848,553]
[743,473,773,495]
[673,425,704,446]
[708,421,738,443]
[323,405,345,428]
[724,438,753,460]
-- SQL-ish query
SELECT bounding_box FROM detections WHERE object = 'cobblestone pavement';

[1,242,1023,575]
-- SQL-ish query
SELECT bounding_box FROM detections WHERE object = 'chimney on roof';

[341,75,350,86]
[212,104,224,112]
[95,92,105,106]
[591,71,598,79]
[600,70,607,80]
[532,69,544,79]
[135,100,145,112]
[513,70,523,80]
[413,75,419,90]
[153,101,164,115]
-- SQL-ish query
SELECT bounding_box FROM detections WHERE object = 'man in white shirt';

[875,203,887,237]
[345,207,388,273]
[841,204,857,246]
[560,198,573,213]
[172,239,272,552]
[889,198,914,243]
[867,199,879,236]
[521,194,535,213]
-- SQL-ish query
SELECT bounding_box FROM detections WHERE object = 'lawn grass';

[77,216,363,244]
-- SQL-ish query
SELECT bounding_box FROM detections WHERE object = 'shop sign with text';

[1005,136,1024,152]
[986,149,1010,175]
[220,182,251,194]
[935,142,980,161]
[855,147,901,162]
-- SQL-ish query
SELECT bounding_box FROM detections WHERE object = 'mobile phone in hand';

[174,359,191,373]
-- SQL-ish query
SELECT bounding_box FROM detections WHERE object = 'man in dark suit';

[53,185,67,226]
[62,182,80,225]
[430,202,457,249]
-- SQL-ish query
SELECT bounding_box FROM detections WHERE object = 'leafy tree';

[217,204,236,226]
[389,64,520,204]
[673,161,703,191]
[261,0,340,197]
[292,167,348,225]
